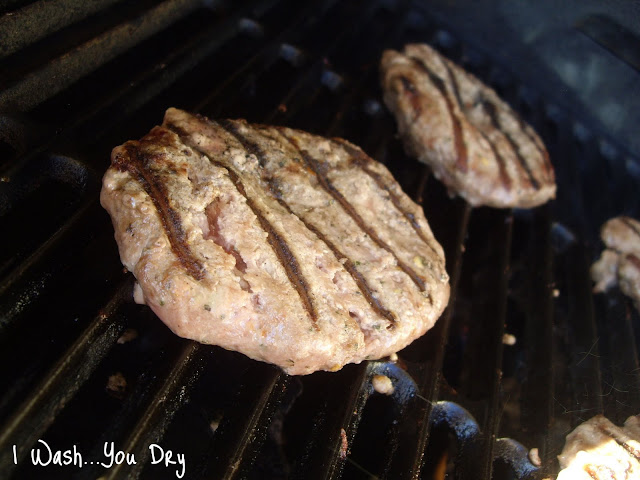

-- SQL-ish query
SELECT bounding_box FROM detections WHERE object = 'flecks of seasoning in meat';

[339,428,348,460]
[106,372,127,399]
[372,374,394,395]
[117,328,138,344]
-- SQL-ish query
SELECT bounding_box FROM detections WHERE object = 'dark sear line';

[277,129,428,293]
[584,466,604,480]
[515,114,554,181]
[331,137,444,258]
[218,121,400,322]
[480,97,542,190]
[626,253,640,271]
[438,60,513,192]
[621,218,640,241]
[406,54,469,173]
[597,424,640,461]
[166,123,319,327]
[398,76,422,121]
[113,143,205,281]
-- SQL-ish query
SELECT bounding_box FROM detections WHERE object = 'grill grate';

[1,0,640,479]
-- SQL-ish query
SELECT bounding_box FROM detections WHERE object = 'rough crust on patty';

[557,414,640,480]
[100,108,450,375]
[380,43,556,208]
[591,216,640,310]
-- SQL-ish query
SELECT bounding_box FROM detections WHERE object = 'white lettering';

[148,444,186,478]
[149,444,163,464]
[176,453,186,479]
[31,439,52,466]
[101,442,136,467]
[74,445,83,466]
[101,441,115,468]
[12,445,17,465]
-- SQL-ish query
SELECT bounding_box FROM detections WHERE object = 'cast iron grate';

[1,0,639,478]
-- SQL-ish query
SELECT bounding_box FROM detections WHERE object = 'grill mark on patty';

[113,143,205,281]
[406,54,468,173]
[166,123,318,326]
[398,76,422,120]
[480,98,541,190]
[515,114,553,181]
[213,160,319,328]
[626,253,640,271]
[278,129,428,293]
[621,217,640,241]
[596,424,640,462]
[218,121,400,323]
[331,137,443,259]
[438,60,513,192]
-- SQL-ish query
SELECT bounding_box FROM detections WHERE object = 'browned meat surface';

[591,216,640,309]
[100,108,450,375]
[557,414,640,480]
[380,43,556,208]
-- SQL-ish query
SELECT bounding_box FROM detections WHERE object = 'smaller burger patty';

[591,216,640,311]
[101,108,450,375]
[558,414,640,480]
[380,43,556,208]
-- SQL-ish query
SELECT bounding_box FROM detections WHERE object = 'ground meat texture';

[591,216,640,310]
[557,415,640,480]
[380,43,556,208]
[100,108,450,375]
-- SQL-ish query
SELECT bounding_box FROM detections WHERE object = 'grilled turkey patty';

[380,43,556,208]
[557,415,640,480]
[100,108,450,375]
[591,216,640,310]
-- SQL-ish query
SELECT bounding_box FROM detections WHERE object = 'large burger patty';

[380,43,556,208]
[100,108,450,375]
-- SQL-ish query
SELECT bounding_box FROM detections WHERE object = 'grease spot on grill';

[279,43,305,67]
[117,328,138,344]
[551,222,577,253]
[339,428,348,460]
[106,372,127,399]
[362,98,382,116]
[321,70,343,92]
[238,18,264,38]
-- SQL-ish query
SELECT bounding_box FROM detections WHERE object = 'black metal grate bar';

[0,0,203,111]
[0,276,132,475]
[103,342,204,479]
[0,0,122,59]
[202,367,288,479]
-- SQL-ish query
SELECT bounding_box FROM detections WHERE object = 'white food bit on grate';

[502,333,517,346]
[372,374,394,395]
[117,328,138,344]
[133,282,146,305]
[528,447,541,467]
[389,352,398,362]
